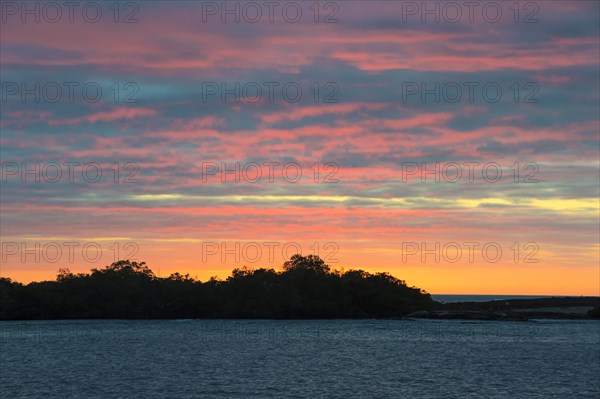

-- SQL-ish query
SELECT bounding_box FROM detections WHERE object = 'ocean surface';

[1,319,599,398]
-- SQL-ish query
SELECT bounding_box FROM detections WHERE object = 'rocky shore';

[408,296,600,321]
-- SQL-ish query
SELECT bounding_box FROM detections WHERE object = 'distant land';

[432,295,559,303]
[412,297,599,321]
[1,256,598,321]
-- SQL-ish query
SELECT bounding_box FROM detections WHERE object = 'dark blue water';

[1,319,599,398]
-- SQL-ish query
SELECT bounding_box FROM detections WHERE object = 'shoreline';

[2,297,598,322]
[409,296,600,321]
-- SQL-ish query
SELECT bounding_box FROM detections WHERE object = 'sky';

[0,1,599,295]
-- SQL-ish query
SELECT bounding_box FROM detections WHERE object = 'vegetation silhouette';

[0,255,438,320]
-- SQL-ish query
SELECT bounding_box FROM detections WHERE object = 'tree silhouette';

[283,254,330,274]
[0,255,440,320]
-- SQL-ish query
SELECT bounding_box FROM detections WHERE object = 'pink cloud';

[48,107,157,126]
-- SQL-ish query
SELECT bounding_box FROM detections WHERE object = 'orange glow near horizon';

[2,240,598,296]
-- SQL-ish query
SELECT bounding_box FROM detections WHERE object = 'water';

[1,319,599,398]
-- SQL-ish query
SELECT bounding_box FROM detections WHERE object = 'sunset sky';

[1,1,598,295]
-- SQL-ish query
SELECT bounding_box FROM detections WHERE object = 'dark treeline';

[0,255,438,320]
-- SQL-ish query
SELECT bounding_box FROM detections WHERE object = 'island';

[1,255,598,320]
